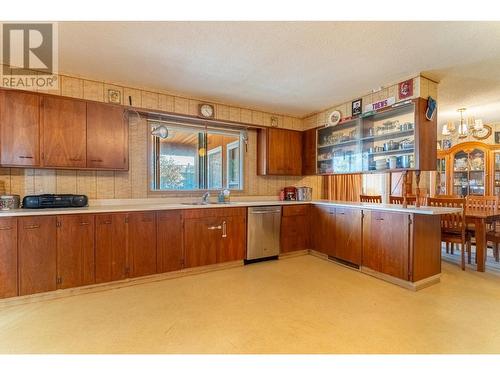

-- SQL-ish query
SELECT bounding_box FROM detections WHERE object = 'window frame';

[149,120,244,192]
[226,140,242,190]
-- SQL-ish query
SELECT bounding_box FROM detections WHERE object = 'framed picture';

[442,139,452,150]
[398,79,413,100]
[352,98,362,116]
[107,89,121,104]
[495,131,500,144]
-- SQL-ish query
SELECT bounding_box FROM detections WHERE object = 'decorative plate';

[472,124,492,140]
[326,110,341,127]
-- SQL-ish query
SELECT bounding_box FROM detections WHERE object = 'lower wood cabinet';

[0,218,18,298]
[183,207,247,268]
[56,215,95,289]
[362,210,410,280]
[157,211,184,273]
[281,205,310,253]
[95,213,128,283]
[128,212,157,277]
[334,207,362,265]
[311,205,335,256]
[18,216,57,296]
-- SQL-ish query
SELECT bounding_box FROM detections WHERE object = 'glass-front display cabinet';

[494,151,500,195]
[452,149,485,196]
[316,98,436,175]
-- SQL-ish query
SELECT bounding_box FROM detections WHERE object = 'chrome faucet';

[202,191,210,204]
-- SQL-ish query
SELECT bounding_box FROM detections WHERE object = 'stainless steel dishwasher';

[245,206,282,264]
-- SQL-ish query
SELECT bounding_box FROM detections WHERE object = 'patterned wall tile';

[158,94,174,112]
[83,80,104,102]
[216,104,230,121]
[61,76,84,98]
[76,170,97,199]
[96,171,115,199]
[141,91,159,110]
[174,97,189,114]
[56,170,77,194]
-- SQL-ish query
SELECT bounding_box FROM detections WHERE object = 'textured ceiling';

[55,21,500,122]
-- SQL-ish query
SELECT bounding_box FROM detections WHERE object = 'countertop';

[0,199,462,217]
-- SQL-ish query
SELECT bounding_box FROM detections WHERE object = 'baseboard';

[0,260,243,308]
[278,249,309,259]
[361,266,441,291]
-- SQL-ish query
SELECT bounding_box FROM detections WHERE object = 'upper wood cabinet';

[56,214,95,289]
[257,127,303,176]
[41,96,87,168]
[0,90,40,166]
[302,128,317,175]
[0,217,18,299]
[0,89,128,170]
[18,216,57,296]
[87,102,128,170]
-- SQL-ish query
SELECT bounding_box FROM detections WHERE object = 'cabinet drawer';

[282,204,310,217]
[183,207,246,219]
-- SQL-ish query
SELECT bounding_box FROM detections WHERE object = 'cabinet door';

[334,207,362,265]
[310,205,335,256]
[0,90,40,166]
[56,215,95,289]
[41,96,87,168]
[157,210,184,273]
[281,205,310,253]
[362,211,410,280]
[258,128,302,175]
[87,102,128,170]
[95,213,128,283]
[128,212,157,277]
[184,217,220,268]
[0,218,18,298]
[219,214,246,263]
[302,128,317,175]
[18,216,57,295]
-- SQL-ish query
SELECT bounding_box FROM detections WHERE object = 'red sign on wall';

[398,79,413,100]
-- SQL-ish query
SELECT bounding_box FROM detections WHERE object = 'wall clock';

[326,110,341,127]
[472,124,492,140]
[199,103,215,119]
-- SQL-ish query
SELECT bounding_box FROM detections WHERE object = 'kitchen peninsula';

[0,199,460,304]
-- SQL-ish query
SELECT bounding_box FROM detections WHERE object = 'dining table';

[466,208,500,272]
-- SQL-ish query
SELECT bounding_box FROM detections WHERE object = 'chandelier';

[441,108,484,137]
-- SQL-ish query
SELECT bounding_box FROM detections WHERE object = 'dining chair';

[466,196,499,263]
[389,195,416,205]
[427,197,469,270]
[360,195,382,203]
[485,198,500,263]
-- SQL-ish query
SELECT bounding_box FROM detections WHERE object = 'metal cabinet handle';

[24,224,40,229]
[18,155,33,159]
[0,226,13,230]
[69,158,82,162]
[79,222,90,226]
[102,220,112,225]
[375,218,384,221]
[91,159,103,162]
[207,225,222,230]
[222,221,227,238]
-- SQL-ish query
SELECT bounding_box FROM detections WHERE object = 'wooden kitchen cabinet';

[257,127,303,176]
[128,211,157,277]
[302,128,317,175]
[0,218,18,298]
[18,216,57,296]
[0,90,40,167]
[334,207,362,265]
[41,96,87,168]
[362,210,410,280]
[56,214,95,289]
[281,205,310,253]
[87,102,128,170]
[157,210,184,273]
[95,213,128,283]
[310,204,336,256]
[218,214,247,263]
[183,207,247,268]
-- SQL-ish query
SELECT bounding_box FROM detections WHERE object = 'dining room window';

[150,121,244,191]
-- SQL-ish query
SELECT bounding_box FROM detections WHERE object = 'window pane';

[208,146,222,189]
[227,141,241,189]
[157,127,201,190]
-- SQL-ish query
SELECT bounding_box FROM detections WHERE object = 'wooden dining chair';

[389,195,416,205]
[360,195,382,203]
[427,197,469,270]
[466,196,499,212]
[466,196,499,263]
